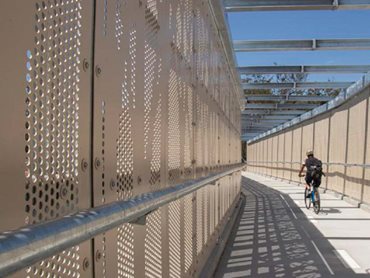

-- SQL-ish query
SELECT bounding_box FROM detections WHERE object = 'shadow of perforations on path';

[215,176,369,278]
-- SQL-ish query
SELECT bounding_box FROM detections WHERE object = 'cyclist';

[298,149,324,198]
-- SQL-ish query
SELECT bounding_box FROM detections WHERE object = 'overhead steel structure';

[243,115,299,120]
[234,38,370,52]
[242,81,352,90]
[246,103,323,110]
[239,65,370,74]
[242,109,308,115]
[224,0,370,12]
[228,11,370,139]
[245,95,334,102]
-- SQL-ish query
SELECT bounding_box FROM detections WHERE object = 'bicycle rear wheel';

[304,188,311,209]
[313,190,320,214]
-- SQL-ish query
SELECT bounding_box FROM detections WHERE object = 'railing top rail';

[0,164,245,277]
[245,161,370,168]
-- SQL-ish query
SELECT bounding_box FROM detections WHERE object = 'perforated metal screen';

[0,0,241,277]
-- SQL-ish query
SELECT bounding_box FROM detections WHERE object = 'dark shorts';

[305,175,321,187]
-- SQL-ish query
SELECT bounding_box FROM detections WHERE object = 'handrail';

[0,163,246,277]
[245,161,370,168]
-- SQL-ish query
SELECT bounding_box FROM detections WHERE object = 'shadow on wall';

[215,176,369,278]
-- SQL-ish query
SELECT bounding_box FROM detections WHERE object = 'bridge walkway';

[215,172,370,278]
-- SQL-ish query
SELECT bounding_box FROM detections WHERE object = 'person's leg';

[313,178,321,199]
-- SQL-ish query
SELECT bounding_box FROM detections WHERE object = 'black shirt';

[304,156,321,174]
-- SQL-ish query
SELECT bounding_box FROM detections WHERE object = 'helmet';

[306,149,314,156]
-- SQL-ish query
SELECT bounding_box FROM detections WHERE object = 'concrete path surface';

[215,172,370,278]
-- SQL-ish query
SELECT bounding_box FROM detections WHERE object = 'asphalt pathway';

[215,172,370,278]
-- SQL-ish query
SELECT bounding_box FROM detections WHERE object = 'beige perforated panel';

[215,183,220,227]
[292,128,302,182]
[18,0,92,277]
[117,224,135,278]
[25,0,82,225]
[111,14,137,197]
[114,0,124,50]
[145,209,162,278]
[195,94,204,173]
[346,100,367,199]
[209,185,215,235]
[168,66,181,183]
[196,187,204,255]
[203,186,209,245]
[116,14,136,278]
[144,0,162,189]
[183,194,194,273]
[0,0,241,277]
[183,84,194,176]
[25,246,81,278]
[169,200,182,277]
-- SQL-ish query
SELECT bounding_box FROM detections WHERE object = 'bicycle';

[304,184,320,214]
[300,174,321,214]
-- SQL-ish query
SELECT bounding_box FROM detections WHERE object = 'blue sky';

[228,10,370,82]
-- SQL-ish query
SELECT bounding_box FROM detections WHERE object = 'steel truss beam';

[242,132,264,134]
[242,117,290,122]
[242,115,296,120]
[245,94,333,102]
[243,125,275,129]
[243,121,283,126]
[242,129,273,133]
[234,39,370,52]
[243,82,352,89]
[243,120,283,124]
[242,121,285,128]
[242,130,273,135]
[242,125,285,131]
[241,133,262,136]
[242,109,307,115]
[246,103,319,109]
[242,137,263,140]
[243,129,278,133]
[241,131,260,136]
[225,0,370,12]
[238,65,370,74]
[242,127,283,130]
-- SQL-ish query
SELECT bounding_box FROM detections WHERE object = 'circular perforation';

[24,1,83,277]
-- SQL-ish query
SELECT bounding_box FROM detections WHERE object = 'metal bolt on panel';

[110,179,116,190]
[95,250,102,262]
[94,158,101,169]
[95,65,102,77]
[82,59,89,71]
[81,159,88,172]
[83,258,90,271]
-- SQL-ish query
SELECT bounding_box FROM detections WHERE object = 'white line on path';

[301,226,311,239]
[336,250,361,269]
[280,194,297,219]
[311,240,335,275]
